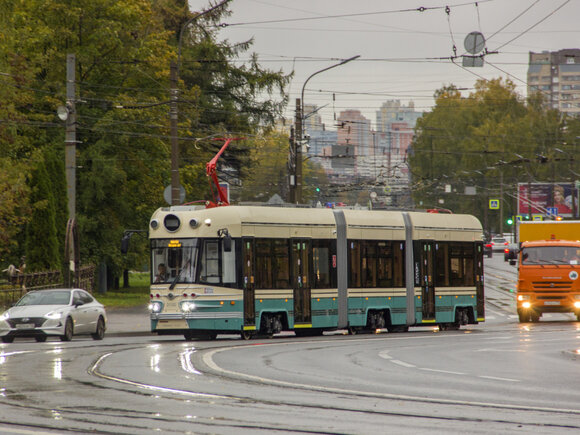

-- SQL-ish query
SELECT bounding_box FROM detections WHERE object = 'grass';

[96,271,150,309]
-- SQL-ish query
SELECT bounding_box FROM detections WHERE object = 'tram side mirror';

[218,228,232,252]
[223,233,232,252]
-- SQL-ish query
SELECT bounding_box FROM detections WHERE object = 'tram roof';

[150,206,482,240]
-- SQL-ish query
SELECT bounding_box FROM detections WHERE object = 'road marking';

[201,347,579,415]
[419,367,465,375]
[478,375,519,382]
[391,359,415,368]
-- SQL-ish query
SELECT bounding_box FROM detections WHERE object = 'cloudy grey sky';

[192,0,579,129]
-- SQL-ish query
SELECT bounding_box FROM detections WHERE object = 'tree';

[0,0,290,284]
[410,78,570,234]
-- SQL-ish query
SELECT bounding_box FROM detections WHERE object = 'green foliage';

[0,0,289,283]
[410,78,577,235]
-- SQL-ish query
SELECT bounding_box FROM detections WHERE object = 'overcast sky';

[191,0,579,129]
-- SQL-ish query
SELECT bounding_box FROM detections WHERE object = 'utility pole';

[65,54,76,220]
[295,98,303,204]
[170,61,180,206]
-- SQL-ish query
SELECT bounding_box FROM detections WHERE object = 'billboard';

[518,183,578,218]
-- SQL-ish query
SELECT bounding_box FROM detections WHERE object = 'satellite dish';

[464,31,485,54]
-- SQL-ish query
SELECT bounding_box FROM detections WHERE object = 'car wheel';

[35,336,47,342]
[91,316,105,340]
[60,318,74,341]
[1,336,14,343]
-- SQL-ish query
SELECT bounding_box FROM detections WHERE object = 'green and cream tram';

[148,206,484,339]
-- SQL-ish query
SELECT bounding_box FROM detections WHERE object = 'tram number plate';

[16,323,34,329]
[544,301,560,305]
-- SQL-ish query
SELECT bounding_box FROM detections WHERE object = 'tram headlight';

[180,301,196,312]
[148,302,162,313]
[574,301,580,309]
[522,302,531,309]
[517,294,530,301]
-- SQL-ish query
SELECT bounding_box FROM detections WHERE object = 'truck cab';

[516,240,580,322]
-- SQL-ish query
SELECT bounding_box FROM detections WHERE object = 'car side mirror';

[74,301,84,308]
[507,247,518,260]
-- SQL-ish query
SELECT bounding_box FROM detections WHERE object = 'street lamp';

[293,55,360,204]
[170,0,230,206]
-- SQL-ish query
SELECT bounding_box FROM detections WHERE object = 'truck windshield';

[521,246,580,265]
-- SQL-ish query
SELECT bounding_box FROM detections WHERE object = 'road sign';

[489,199,500,209]
[546,207,558,217]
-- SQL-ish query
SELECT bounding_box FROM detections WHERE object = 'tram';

[148,205,484,339]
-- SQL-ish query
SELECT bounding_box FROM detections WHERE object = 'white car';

[0,288,107,343]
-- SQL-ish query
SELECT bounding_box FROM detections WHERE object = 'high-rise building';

[527,49,580,117]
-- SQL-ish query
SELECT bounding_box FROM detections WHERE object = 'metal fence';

[0,264,95,309]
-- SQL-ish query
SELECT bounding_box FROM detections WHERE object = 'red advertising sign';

[518,183,578,217]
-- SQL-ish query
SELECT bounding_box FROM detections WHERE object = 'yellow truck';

[514,221,580,322]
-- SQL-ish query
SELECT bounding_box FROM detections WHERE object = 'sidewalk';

[105,305,153,337]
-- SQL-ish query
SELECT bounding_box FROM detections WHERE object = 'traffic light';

[315,187,320,193]
[506,217,513,225]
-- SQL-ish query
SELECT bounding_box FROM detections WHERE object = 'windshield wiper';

[169,260,191,290]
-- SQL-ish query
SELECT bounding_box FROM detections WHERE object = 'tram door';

[419,241,436,321]
[292,239,311,325]
[475,242,485,321]
[242,239,256,328]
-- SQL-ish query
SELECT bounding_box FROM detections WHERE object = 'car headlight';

[517,294,531,301]
[45,311,63,320]
[0,312,9,322]
[180,301,195,312]
[148,302,162,313]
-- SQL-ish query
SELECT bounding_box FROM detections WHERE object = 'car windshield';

[521,246,580,265]
[492,238,506,244]
[16,291,71,306]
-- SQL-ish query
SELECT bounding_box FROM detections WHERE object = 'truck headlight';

[517,294,530,301]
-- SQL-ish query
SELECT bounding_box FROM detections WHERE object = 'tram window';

[222,240,236,283]
[273,240,290,288]
[255,239,273,289]
[377,242,392,287]
[393,242,405,287]
[362,242,378,287]
[349,241,362,287]
[441,242,476,287]
[200,241,220,283]
[313,245,330,288]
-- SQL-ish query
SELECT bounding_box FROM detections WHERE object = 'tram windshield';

[521,246,580,265]
[150,238,237,285]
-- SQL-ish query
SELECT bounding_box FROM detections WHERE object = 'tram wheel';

[347,326,357,335]
[241,330,254,340]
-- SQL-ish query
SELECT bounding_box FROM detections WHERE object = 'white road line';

[419,367,465,375]
[478,375,519,382]
[391,359,415,368]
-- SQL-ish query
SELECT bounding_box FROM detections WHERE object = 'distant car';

[484,241,493,258]
[0,288,107,343]
[490,236,509,252]
[504,243,518,263]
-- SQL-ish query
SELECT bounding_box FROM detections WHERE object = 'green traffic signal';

[506,218,513,225]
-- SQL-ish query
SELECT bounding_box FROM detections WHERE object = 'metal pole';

[65,54,76,220]
[170,61,180,206]
[295,98,303,204]
[298,55,360,204]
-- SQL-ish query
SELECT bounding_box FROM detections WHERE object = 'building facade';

[527,49,580,117]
